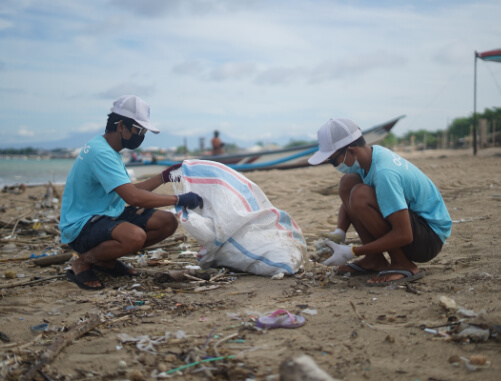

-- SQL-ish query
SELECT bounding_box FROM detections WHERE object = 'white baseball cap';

[111,95,159,134]
[308,118,362,165]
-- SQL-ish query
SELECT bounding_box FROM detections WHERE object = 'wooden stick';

[0,334,42,351]
[209,270,227,282]
[184,274,207,283]
[21,314,103,381]
[0,256,32,263]
[0,274,65,289]
[10,213,30,236]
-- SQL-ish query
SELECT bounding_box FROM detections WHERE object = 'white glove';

[322,240,356,266]
[321,228,346,244]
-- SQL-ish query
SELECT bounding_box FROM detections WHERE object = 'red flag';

[476,49,501,63]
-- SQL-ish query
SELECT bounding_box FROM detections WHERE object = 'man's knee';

[349,184,376,211]
[115,224,147,252]
[339,174,363,199]
[150,211,178,236]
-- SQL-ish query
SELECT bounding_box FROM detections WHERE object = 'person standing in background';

[211,130,225,155]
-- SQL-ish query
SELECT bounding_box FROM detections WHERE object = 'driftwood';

[32,253,73,267]
[21,314,103,381]
[0,274,65,289]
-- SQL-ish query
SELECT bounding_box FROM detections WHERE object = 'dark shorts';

[402,210,444,263]
[68,206,157,254]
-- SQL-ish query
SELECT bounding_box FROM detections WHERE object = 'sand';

[0,147,500,380]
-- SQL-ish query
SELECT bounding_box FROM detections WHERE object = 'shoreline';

[1,147,498,188]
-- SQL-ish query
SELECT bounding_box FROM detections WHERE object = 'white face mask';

[335,151,360,174]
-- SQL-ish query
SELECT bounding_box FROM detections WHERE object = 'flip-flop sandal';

[66,269,105,291]
[94,260,136,277]
[366,269,424,287]
[256,309,306,329]
[340,262,379,276]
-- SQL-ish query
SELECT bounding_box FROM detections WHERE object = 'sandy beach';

[1,147,500,380]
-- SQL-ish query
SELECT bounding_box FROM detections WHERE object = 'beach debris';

[460,355,491,371]
[384,334,395,343]
[1,243,17,253]
[448,354,461,365]
[302,308,318,316]
[0,331,10,343]
[438,295,485,318]
[4,270,17,279]
[453,322,490,342]
[30,323,49,332]
[438,295,458,312]
[32,252,73,267]
[0,274,66,289]
[159,355,236,377]
[2,183,26,194]
[279,354,340,381]
[148,248,167,259]
[117,333,171,354]
[117,360,127,374]
[310,239,333,262]
[256,309,306,330]
[21,313,103,381]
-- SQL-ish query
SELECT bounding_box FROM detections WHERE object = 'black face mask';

[121,131,145,150]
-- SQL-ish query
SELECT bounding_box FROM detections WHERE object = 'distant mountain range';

[0,129,315,151]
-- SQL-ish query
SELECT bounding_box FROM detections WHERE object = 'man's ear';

[117,120,124,132]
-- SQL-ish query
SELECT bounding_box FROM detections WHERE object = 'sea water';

[0,157,75,188]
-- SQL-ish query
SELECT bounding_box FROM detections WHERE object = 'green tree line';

[380,107,501,149]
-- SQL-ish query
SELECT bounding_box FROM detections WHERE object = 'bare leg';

[72,211,178,288]
[337,174,389,273]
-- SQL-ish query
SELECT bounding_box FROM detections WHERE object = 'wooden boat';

[128,115,405,174]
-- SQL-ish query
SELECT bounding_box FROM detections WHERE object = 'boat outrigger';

[128,115,405,173]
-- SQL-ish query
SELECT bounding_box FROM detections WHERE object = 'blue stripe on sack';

[277,210,305,244]
[175,205,188,220]
[228,237,294,274]
[184,162,261,211]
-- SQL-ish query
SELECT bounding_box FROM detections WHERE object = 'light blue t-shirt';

[59,135,131,244]
[361,146,451,242]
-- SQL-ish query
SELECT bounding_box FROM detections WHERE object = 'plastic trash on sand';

[171,160,306,276]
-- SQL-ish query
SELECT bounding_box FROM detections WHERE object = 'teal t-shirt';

[59,135,131,244]
[362,146,451,242]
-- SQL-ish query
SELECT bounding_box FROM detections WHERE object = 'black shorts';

[68,206,157,254]
[402,210,443,263]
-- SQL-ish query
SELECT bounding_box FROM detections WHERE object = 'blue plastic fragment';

[31,323,49,332]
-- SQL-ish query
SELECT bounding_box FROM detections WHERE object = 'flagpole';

[473,51,478,155]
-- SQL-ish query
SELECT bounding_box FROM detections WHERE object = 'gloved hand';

[321,228,346,244]
[176,192,204,209]
[322,240,355,266]
[162,163,182,183]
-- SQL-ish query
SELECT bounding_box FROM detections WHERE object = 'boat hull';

[129,115,405,173]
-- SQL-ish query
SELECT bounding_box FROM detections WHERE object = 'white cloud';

[18,126,35,137]
[0,0,500,149]
[76,122,102,133]
[0,18,13,30]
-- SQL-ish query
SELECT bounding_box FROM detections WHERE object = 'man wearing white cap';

[59,95,203,290]
[308,118,451,286]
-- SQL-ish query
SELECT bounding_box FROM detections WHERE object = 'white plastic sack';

[171,160,306,276]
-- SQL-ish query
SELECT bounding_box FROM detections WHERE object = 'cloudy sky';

[0,0,500,149]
